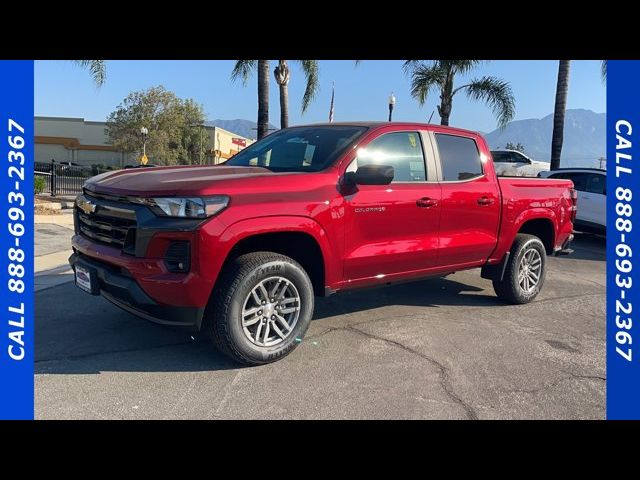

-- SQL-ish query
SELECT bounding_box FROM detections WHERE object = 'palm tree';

[550,60,571,170]
[550,60,607,170]
[233,60,320,134]
[407,60,515,128]
[72,60,107,87]
[232,60,271,139]
[273,60,319,128]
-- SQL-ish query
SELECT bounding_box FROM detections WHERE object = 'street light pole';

[388,93,396,122]
[200,127,204,165]
[140,126,148,161]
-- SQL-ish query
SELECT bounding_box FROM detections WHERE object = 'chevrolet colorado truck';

[69,122,576,365]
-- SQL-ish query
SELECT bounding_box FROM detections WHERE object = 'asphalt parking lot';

[35,233,605,419]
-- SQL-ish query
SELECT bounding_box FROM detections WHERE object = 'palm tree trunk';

[257,60,270,140]
[439,74,454,126]
[274,60,290,129]
[279,83,289,128]
[438,103,452,126]
[551,60,571,170]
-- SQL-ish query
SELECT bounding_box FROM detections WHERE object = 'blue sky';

[35,60,605,133]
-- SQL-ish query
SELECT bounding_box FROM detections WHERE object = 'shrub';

[34,176,46,195]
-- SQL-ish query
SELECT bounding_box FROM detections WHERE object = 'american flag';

[329,82,335,122]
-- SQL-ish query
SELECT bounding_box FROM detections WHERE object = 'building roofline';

[35,115,108,125]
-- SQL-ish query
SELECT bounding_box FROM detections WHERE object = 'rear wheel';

[492,234,546,304]
[205,252,314,365]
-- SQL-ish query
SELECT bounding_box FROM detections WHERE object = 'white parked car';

[539,168,606,234]
[491,149,551,177]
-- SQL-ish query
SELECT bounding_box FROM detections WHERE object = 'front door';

[343,130,442,284]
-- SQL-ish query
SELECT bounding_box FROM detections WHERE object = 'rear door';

[433,132,501,268]
[583,172,607,227]
[343,129,442,283]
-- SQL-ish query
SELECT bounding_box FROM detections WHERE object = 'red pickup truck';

[70,122,576,365]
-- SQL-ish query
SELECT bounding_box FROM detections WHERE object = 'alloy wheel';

[241,276,301,347]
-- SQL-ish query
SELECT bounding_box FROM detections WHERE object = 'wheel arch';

[217,216,336,296]
[517,217,555,254]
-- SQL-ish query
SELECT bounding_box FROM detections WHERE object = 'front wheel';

[492,234,546,304]
[205,252,314,365]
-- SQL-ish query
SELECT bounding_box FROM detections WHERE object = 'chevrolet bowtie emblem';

[78,199,97,215]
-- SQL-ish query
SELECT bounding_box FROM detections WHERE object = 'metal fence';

[35,160,112,196]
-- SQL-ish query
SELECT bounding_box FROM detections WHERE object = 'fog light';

[164,241,190,273]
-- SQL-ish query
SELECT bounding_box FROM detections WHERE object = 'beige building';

[35,116,254,168]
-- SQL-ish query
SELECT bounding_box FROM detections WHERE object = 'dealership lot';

[35,234,605,419]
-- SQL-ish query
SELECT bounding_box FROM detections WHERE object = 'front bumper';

[69,251,205,329]
[71,190,233,310]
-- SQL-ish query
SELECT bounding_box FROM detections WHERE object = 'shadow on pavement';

[555,232,606,262]
[313,276,498,321]
[35,283,238,375]
[36,275,497,375]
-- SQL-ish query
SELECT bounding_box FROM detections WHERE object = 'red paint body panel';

[74,123,574,309]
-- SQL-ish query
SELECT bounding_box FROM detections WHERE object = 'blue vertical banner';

[607,60,640,419]
[0,61,34,419]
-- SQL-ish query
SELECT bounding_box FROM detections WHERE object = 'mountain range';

[484,109,605,165]
[208,109,606,168]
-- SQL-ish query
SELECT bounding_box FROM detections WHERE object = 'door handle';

[417,197,439,208]
[477,196,495,206]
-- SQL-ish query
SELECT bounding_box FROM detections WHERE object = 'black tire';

[492,234,546,304]
[204,251,314,365]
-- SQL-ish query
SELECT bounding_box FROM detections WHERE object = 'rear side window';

[355,131,426,182]
[585,173,606,195]
[548,172,588,191]
[436,134,483,181]
[491,151,512,162]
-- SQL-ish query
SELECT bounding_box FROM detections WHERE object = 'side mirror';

[345,164,394,186]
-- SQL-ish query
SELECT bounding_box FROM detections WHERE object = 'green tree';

[505,142,525,152]
[72,60,107,87]
[106,86,206,165]
[232,60,320,131]
[407,60,515,128]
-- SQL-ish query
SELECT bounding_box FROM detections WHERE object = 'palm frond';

[402,60,423,75]
[231,60,257,85]
[72,60,106,87]
[463,76,515,128]
[410,63,446,105]
[445,60,483,75]
[298,60,320,113]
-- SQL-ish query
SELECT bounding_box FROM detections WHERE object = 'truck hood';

[84,165,273,196]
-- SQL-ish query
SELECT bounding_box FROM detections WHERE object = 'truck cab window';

[436,134,483,181]
[353,132,426,182]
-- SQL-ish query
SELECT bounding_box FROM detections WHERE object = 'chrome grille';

[76,195,137,251]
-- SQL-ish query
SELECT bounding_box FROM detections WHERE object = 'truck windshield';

[224,126,368,172]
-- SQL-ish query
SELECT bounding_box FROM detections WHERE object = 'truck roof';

[292,121,481,137]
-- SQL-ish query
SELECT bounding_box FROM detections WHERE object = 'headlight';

[134,196,229,218]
